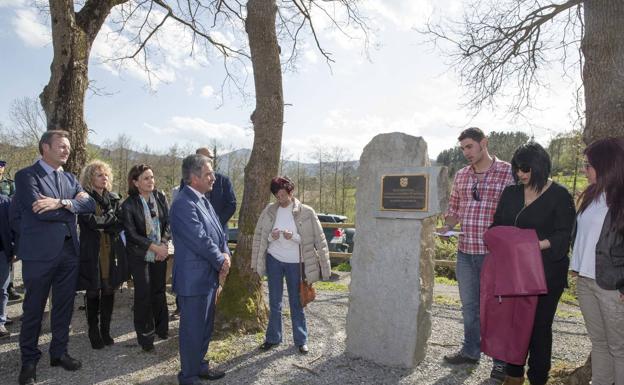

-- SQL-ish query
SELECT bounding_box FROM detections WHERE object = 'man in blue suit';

[14,130,95,385]
[170,154,231,384]
[194,147,237,237]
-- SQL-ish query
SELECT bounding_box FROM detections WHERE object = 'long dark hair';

[127,164,152,196]
[579,137,624,232]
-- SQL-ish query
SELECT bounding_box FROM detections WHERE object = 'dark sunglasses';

[147,201,157,218]
[516,164,531,173]
[472,180,481,201]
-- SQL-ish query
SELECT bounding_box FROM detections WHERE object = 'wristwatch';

[61,199,71,208]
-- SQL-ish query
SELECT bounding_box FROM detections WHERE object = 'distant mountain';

[215,148,359,176]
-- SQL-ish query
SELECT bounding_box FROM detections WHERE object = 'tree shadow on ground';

[0,288,182,385]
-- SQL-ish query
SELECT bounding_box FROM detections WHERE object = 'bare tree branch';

[423,0,583,113]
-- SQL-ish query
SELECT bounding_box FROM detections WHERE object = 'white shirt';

[570,193,609,279]
[267,202,301,263]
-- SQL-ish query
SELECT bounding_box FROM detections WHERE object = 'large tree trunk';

[568,2,624,383]
[582,0,624,144]
[216,0,283,331]
[40,0,124,175]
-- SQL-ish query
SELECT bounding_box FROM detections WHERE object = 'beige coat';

[251,198,331,283]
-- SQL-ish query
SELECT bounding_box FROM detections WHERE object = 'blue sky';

[0,0,582,161]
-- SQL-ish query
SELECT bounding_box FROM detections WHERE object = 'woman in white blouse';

[251,176,331,355]
[571,137,624,385]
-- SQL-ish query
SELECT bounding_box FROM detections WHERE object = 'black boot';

[100,294,115,346]
[86,296,104,349]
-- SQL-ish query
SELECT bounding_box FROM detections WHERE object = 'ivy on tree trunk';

[216,0,283,332]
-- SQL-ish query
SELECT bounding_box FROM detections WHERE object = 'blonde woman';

[78,160,128,349]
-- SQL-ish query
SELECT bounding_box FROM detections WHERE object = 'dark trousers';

[177,290,217,385]
[506,285,564,384]
[20,239,79,364]
[129,256,168,347]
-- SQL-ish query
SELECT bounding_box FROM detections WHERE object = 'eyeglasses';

[517,164,531,173]
[583,162,592,169]
[472,180,481,201]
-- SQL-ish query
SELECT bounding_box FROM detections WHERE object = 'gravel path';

[0,263,590,385]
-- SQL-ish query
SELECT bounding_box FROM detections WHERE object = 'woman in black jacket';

[78,160,128,349]
[491,143,575,385]
[571,138,624,385]
[121,164,170,352]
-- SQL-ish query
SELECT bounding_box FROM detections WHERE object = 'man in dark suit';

[14,130,95,385]
[170,154,231,385]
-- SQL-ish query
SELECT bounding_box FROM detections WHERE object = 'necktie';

[202,197,211,212]
[54,170,62,197]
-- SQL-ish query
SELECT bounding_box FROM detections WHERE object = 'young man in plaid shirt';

[438,127,514,382]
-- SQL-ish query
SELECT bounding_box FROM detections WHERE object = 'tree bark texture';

[217,0,283,331]
[582,0,624,144]
[571,2,624,381]
[41,0,125,174]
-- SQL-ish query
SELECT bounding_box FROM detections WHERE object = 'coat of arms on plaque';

[400,177,408,188]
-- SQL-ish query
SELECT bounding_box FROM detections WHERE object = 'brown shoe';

[502,376,525,385]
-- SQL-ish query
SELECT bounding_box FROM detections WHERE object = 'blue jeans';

[0,251,9,326]
[456,251,485,359]
[265,254,307,346]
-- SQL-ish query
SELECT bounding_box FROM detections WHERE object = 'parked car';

[228,213,355,254]
[316,213,349,253]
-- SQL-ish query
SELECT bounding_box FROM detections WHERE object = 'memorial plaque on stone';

[346,132,448,368]
[381,174,428,211]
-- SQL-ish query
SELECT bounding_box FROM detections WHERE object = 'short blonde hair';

[80,160,113,192]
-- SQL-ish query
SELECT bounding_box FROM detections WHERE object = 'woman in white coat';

[251,176,331,354]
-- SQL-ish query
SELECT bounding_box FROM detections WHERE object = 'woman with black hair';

[491,142,575,385]
[571,138,624,385]
[121,164,170,352]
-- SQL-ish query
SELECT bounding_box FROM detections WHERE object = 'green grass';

[560,288,579,306]
[314,281,349,292]
[552,173,588,195]
[555,309,582,319]
[435,276,458,286]
[433,294,460,306]
[333,262,351,272]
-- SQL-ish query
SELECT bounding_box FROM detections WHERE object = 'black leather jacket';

[121,190,170,259]
[594,211,624,294]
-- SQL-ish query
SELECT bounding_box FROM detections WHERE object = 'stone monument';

[345,132,448,368]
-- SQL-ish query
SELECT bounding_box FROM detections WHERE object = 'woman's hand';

[283,230,293,240]
[538,239,551,250]
[271,228,280,240]
[150,243,169,261]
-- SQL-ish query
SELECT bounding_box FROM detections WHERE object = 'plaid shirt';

[446,158,514,254]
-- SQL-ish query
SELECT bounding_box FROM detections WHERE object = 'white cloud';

[200,85,214,98]
[0,0,25,8]
[365,0,433,31]
[146,116,253,150]
[12,8,51,47]
[90,7,232,89]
